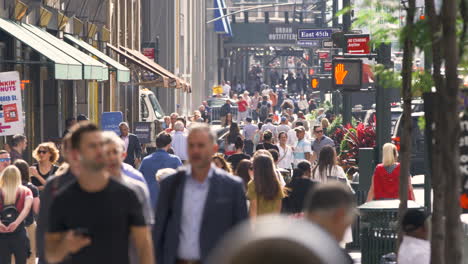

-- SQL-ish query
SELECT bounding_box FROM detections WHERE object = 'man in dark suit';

[154,123,248,264]
[119,122,142,168]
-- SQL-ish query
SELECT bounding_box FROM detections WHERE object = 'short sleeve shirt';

[237,100,248,112]
[48,178,146,264]
[294,139,311,163]
[246,181,284,216]
[311,136,335,155]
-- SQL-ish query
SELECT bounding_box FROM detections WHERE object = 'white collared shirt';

[397,236,430,264]
[178,165,215,260]
[122,135,129,151]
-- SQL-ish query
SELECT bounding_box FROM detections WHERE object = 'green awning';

[21,23,108,81]
[0,18,82,80]
[64,34,130,82]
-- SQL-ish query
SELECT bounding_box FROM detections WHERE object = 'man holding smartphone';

[44,122,154,264]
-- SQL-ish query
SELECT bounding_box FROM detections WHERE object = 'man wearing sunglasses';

[311,125,335,163]
[0,150,10,172]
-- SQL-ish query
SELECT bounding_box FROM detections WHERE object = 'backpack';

[259,102,269,119]
[0,190,21,226]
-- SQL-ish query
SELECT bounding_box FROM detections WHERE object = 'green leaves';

[412,71,434,96]
[373,64,402,89]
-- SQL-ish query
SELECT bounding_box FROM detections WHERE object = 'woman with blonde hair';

[212,153,233,174]
[30,142,59,190]
[0,165,33,264]
[367,143,415,201]
[321,118,330,135]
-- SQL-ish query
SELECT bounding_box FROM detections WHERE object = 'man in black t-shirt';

[44,122,154,264]
[227,138,250,172]
[256,130,279,152]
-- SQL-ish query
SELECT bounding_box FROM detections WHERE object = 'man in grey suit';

[154,124,248,264]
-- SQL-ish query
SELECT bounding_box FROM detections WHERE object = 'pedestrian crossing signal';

[311,78,319,89]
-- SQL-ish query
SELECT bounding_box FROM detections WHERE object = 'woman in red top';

[367,143,415,201]
[0,165,33,264]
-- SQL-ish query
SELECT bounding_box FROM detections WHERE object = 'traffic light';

[332,59,363,90]
[311,78,319,89]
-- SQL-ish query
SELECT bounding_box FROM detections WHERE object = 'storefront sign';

[269,26,296,41]
[0,71,23,136]
[143,48,155,59]
[297,29,333,40]
[101,112,123,134]
[346,34,370,54]
[134,122,152,144]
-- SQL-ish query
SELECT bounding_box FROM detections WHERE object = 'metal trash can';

[346,183,367,250]
[359,200,424,264]
[462,214,468,264]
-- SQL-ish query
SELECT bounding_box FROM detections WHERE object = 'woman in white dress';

[277,132,294,170]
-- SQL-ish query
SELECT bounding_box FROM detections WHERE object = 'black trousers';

[0,227,30,264]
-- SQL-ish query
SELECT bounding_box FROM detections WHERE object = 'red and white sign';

[143,48,155,60]
[323,62,332,71]
[0,71,23,136]
[318,52,329,59]
[346,34,370,54]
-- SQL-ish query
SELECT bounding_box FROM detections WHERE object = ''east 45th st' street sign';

[297,29,333,40]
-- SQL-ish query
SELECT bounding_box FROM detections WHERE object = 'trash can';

[359,199,424,264]
[462,214,468,264]
[346,183,367,250]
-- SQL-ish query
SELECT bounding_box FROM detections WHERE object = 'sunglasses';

[249,166,253,170]
[0,158,10,162]
[315,130,324,134]
[38,150,49,154]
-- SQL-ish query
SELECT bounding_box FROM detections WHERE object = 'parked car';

[206,96,238,124]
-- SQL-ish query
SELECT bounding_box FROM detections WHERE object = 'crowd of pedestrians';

[0,95,428,264]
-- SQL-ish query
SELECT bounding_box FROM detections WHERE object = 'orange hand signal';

[335,63,348,85]
[311,79,319,89]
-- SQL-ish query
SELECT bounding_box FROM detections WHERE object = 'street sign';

[101,112,123,134]
[275,50,304,56]
[332,59,363,90]
[213,85,223,95]
[0,71,23,136]
[297,40,321,47]
[345,34,370,54]
[297,29,333,40]
[323,40,333,48]
[323,62,333,71]
[143,48,155,59]
[318,52,329,59]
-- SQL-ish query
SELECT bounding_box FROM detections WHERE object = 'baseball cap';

[402,209,429,233]
[281,116,287,122]
[294,126,305,132]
